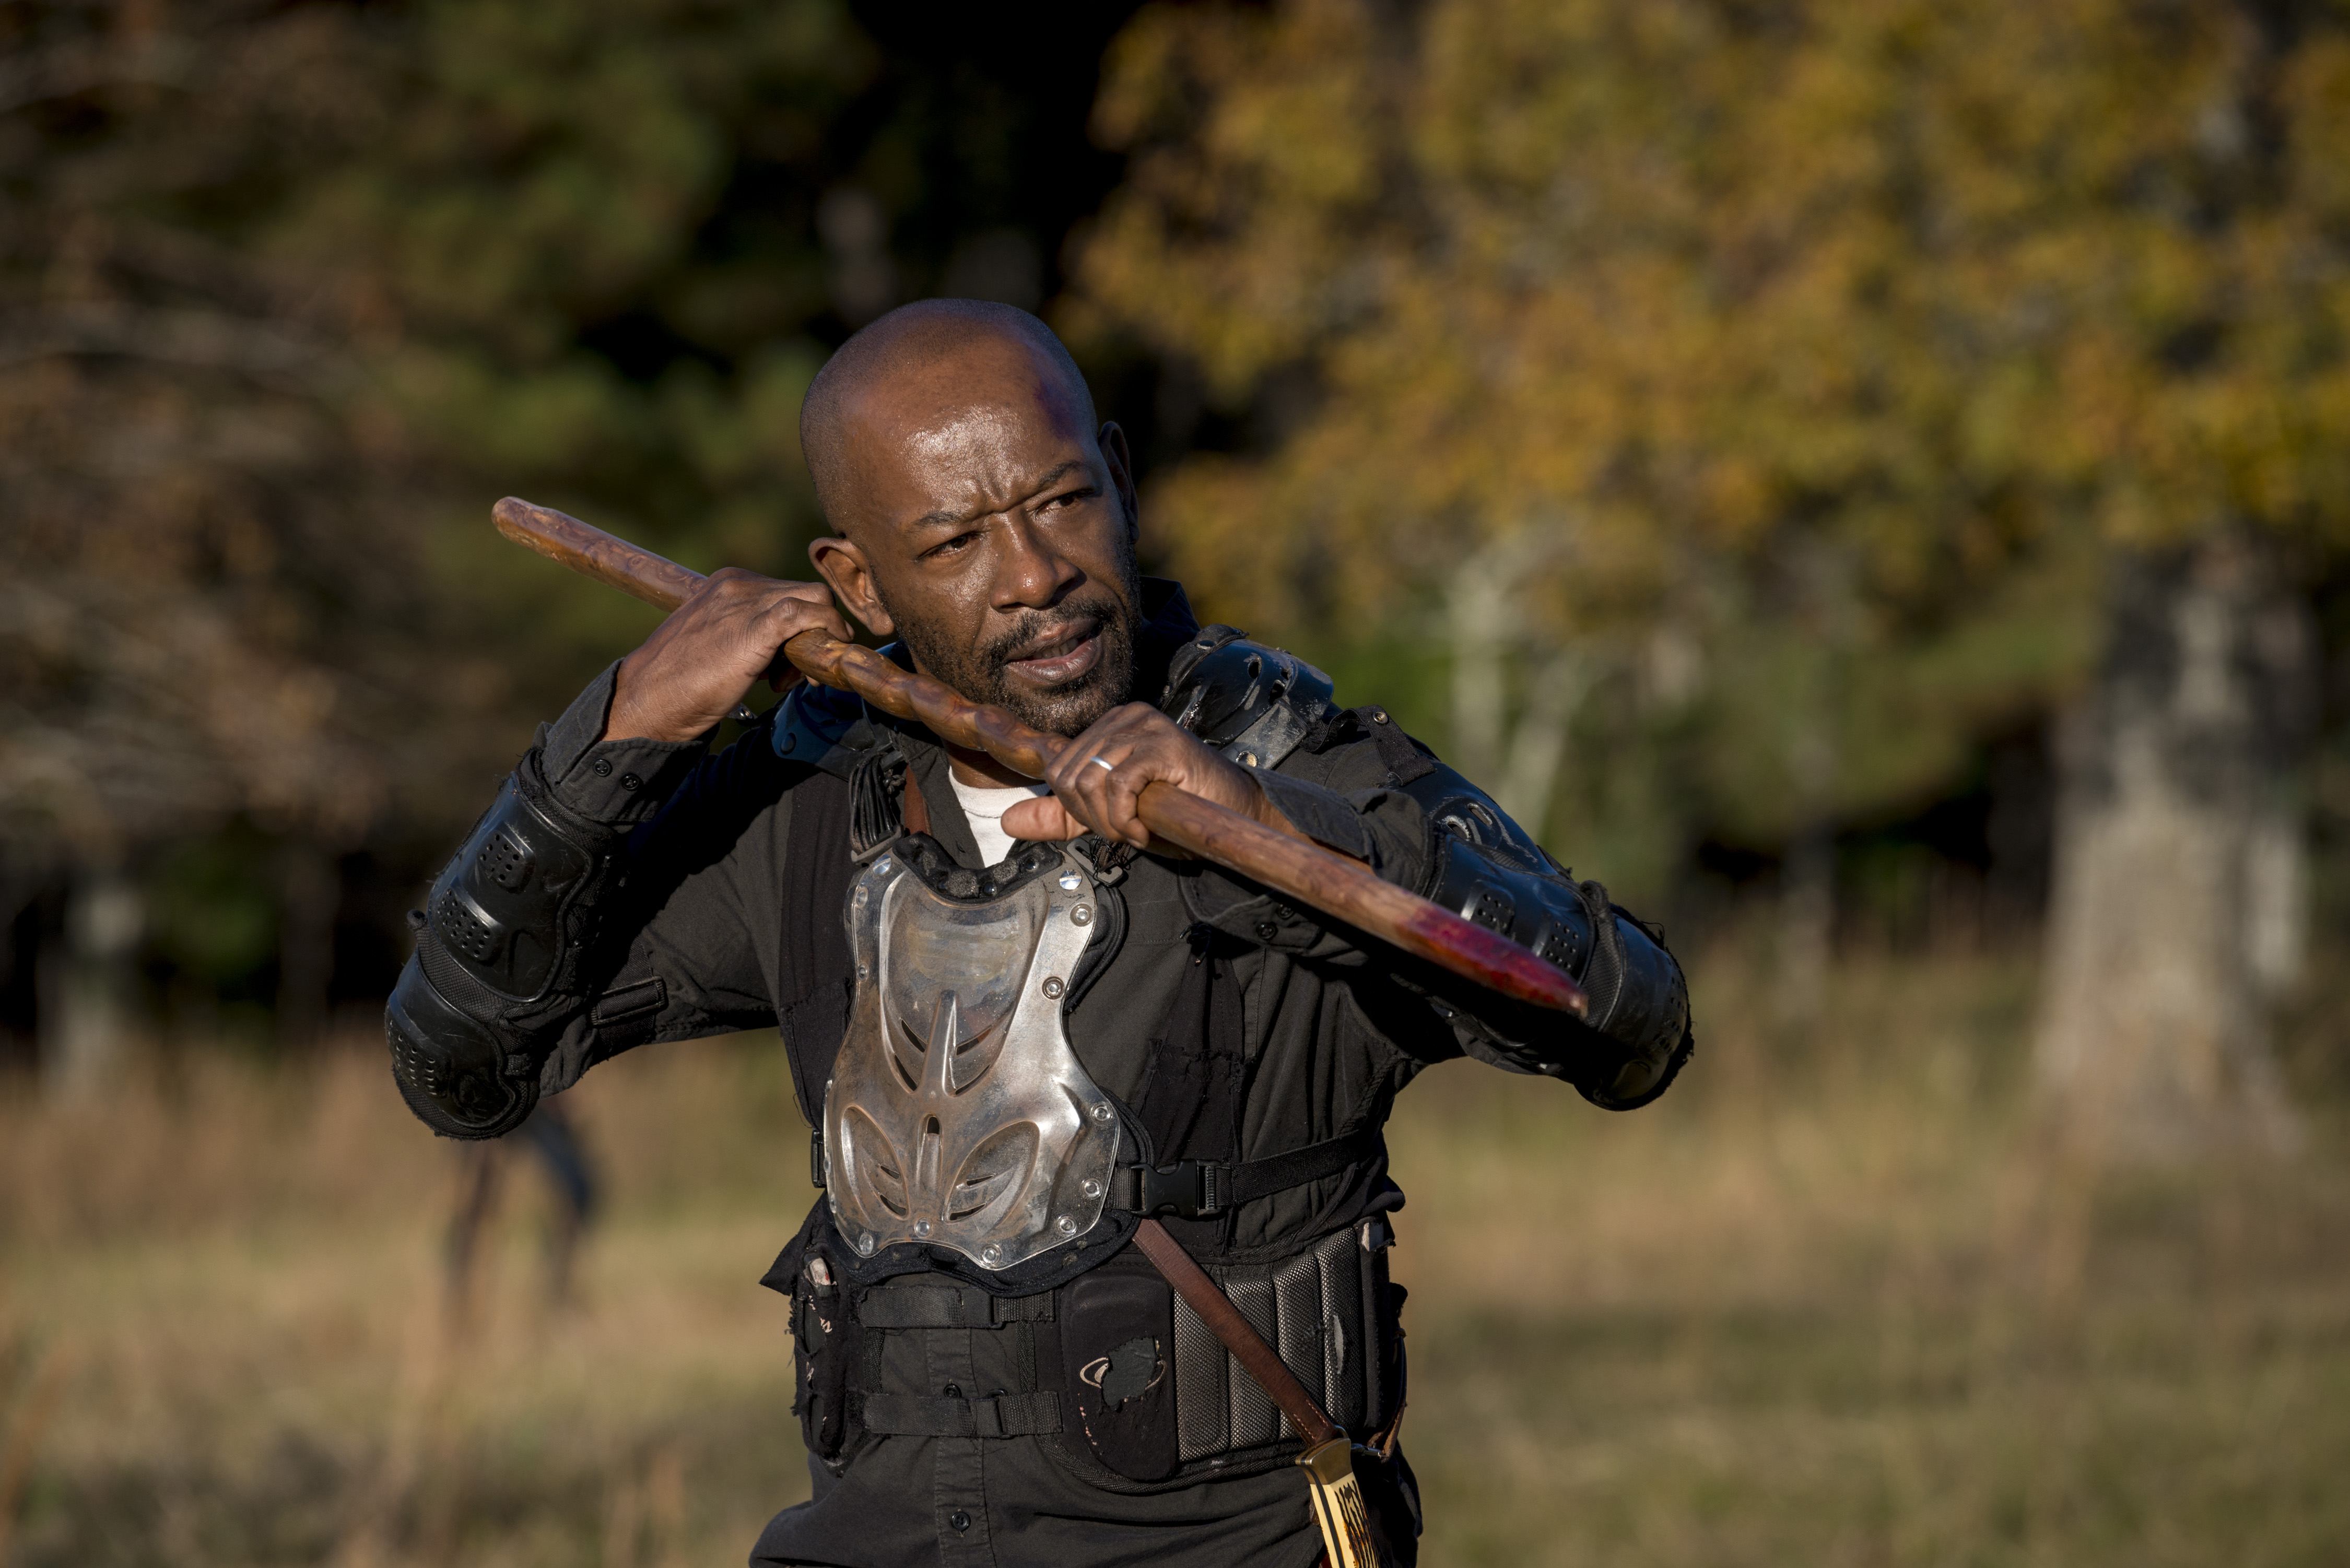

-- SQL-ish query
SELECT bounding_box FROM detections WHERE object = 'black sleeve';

[385,664,803,1138]
[1179,711,1694,1110]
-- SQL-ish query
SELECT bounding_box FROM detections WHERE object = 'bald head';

[801,299,1099,536]
[797,298,1144,737]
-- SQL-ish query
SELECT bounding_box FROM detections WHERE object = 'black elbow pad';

[426,774,604,1004]
[386,769,608,1138]
[1572,900,1691,1110]
[386,955,538,1138]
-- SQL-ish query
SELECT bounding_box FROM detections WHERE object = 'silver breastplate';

[823,843,1123,1271]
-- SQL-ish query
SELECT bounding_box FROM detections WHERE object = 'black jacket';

[386,579,1691,1566]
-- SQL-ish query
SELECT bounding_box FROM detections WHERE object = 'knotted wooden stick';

[492,497,1587,1015]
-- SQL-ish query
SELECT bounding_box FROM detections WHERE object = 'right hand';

[601,569,854,744]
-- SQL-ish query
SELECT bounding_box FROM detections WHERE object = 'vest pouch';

[1058,1266,1180,1481]
[776,1222,860,1465]
[1166,1221,1404,1465]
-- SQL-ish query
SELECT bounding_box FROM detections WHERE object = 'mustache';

[982,594,1125,671]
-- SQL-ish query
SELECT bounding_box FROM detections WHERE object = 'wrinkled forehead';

[849,335,1091,474]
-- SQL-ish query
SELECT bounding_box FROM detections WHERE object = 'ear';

[808,535,896,637]
[1099,421,1138,542]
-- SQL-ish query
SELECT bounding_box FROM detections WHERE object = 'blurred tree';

[0,0,1144,1077]
[0,0,428,1084]
[1072,0,2350,1158]
[284,0,881,704]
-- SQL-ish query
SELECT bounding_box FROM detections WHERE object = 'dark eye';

[922,530,982,560]
[1042,486,1098,514]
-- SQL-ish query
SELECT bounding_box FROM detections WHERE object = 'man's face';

[809,337,1144,737]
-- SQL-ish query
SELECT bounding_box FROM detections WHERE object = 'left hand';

[1000,703,1295,851]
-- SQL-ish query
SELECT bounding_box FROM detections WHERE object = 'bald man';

[388,301,1693,1567]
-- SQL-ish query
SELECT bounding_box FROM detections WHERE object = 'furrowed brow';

[1025,459,1086,496]
[907,461,1091,533]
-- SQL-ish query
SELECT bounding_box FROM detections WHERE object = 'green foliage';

[301,0,867,532]
[0,0,869,859]
[147,829,280,986]
[1073,0,2350,865]
[2,0,1153,1022]
[0,0,890,865]
[311,0,878,725]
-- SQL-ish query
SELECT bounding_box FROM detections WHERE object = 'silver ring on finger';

[1088,755,1117,773]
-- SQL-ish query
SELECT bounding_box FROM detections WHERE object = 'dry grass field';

[4,943,2348,1566]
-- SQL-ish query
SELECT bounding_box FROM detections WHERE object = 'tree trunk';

[1495,646,1594,838]
[2035,535,2314,1161]
[1446,542,1515,785]
[40,863,143,1100]
[1777,815,1836,1035]
[1772,544,1854,1035]
[1446,533,1590,844]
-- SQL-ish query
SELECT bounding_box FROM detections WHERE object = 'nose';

[992,514,1082,610]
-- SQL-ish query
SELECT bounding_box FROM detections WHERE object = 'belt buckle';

[1137,1160,1214,1218]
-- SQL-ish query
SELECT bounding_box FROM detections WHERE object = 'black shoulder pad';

[1159,625,1338,771]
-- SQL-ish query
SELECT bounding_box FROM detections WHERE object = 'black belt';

[1106,1125,1383,1220]
[859,1390,1062,1438]
[851,1283,1056,1329]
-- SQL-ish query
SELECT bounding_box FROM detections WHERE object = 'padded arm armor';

[387,770,617,1139]
[1414,774,1692,1110]
[1156,623,1690,1107]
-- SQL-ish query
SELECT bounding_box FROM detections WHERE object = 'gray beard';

[886,565,1143,739]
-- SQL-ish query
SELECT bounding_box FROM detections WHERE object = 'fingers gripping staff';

[492,498,1590,1017]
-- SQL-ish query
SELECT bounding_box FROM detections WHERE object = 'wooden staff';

[492,497,1588,1015]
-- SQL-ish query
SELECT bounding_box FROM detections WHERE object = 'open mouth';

[1000,617,1102,687]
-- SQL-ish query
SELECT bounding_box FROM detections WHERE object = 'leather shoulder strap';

[777,771,859,1125]
[1131,1218,1338,1446]
[901,763,931,836]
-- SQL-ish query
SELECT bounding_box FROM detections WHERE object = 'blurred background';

[5,0,2350,1562]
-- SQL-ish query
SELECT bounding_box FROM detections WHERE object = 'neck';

[945,744,1039,788]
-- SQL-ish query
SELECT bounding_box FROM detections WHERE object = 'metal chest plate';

[823,845,1122,1271]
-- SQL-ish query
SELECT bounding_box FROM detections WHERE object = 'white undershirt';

[949,773,1052,867]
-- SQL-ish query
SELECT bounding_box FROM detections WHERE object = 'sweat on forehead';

[801,299,1098,530]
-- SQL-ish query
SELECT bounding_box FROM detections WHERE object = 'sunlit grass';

[4,943,2347,1565]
